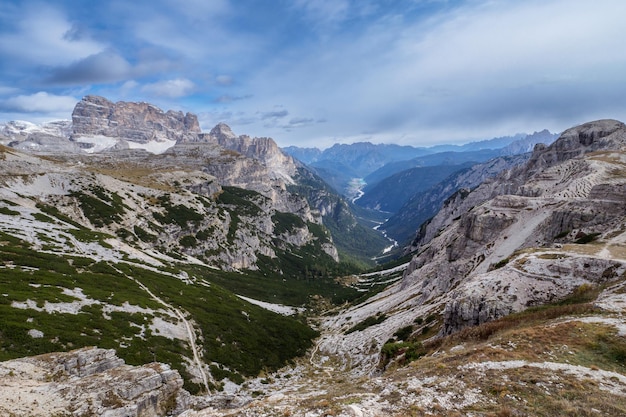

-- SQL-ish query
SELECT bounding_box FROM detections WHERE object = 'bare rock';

[0,347,189,417]
[71,95,201,146]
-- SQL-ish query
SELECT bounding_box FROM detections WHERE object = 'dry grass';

[608,244,626,260]
[90,166,177,191]
[400,315,626,416]
[562,243,605,256]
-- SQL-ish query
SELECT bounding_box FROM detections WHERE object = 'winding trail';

[111,266,212,393]
[132,278,212,393]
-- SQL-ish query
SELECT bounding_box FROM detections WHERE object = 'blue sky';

[0,0,625,148]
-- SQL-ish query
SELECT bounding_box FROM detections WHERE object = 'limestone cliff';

[0,347,188,417]
[71,95,200,148]
[204,122,298,185]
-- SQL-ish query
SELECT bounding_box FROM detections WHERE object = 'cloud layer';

[0,0,625,147]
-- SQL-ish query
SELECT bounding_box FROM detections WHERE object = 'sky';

[0,0,625,148]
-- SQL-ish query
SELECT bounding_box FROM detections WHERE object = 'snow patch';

[73,135,119,153]
[237,295,305,316]
[127,138,177,154]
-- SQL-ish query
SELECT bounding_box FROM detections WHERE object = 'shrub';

[394,325,413,341]
[345,314,387,334]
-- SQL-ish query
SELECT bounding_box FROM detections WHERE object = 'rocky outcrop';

[71,95,201,147]
[402,120,626,333]
[385,153,530,247]
[0,120,78,153]
[0,347,189,417]
[523,119,626,175]
[500,129,558,155]
[442,255,626,334]
[203,123,298,184]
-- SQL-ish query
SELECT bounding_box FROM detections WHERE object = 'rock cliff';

[0,347,188,417]
[204,122,298,184]
[71,95,201,149]
[406,119,626,332]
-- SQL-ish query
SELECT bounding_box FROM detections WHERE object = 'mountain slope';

[355,162,475,213]
[363,148,503,186]
[381,153,531,244]
[314,119,626,377]
[0,96,370,400]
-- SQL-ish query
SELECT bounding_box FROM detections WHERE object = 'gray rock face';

[0,347,188,417]
[397,119,626,336]
[204,122,298,184]
[385,154,531,246]
[523,119,626,174]
[9,133,84,154]
[71,95,201,145]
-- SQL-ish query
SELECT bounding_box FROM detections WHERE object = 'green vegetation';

[179,235,197,248]
[288,168,389,264]
[133,225,157,243]
[115,263,318,380]
[217,186,265,216]
[345,313,387,334]
[183,253,361,307]
[0,206,19,216]
[554,229,570,239]
[36,203,84,228]
[493,257,510,269]
[0,232,320,392]
[32,212,56,223]
[574,232,601,244]
[393,325,413,341]
[70,186,127,227]
[381,340,426,364]
[153,194,203,227]
[272,211,305,234]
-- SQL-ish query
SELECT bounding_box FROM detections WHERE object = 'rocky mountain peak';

[71,95,201,150]
[525,119,626,173]
[206,123,298,184]
[209,122,237,140]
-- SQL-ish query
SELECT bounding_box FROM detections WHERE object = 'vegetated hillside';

[0,94,599,417]
[0,96,389,265]
[0,92,383,406]
[381,153,531,245]
[0,144,366,397]
[355,162,475,213]
[287,167,390,263]
[295,119,626,415]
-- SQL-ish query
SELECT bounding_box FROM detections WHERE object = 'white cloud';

[141,78,195,98]
[235,0,626,147]
[0,4,104,66]
[292,0,350,28]
[0,92,77,113]
[0,86,20,96]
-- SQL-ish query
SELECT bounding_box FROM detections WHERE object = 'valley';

[0,97,625,416]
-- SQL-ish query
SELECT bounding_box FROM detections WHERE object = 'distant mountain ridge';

[284,131,558,196]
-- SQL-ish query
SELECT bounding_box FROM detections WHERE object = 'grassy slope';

[0,228,321,393]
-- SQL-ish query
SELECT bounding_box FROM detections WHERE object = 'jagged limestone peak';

[209,122,237,140]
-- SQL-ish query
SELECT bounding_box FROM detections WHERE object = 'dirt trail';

[111,266,212,393]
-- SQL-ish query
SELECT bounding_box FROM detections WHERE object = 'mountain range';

[1,96,625,416]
